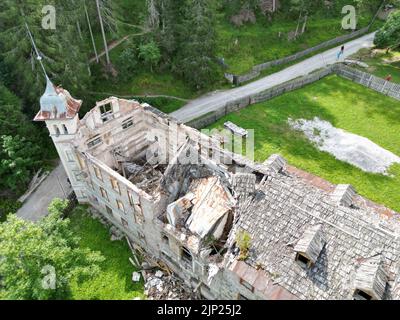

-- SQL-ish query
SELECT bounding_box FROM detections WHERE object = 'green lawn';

[68,206,145,300]
[216,12,373,75]
[350,48,400,83]
[208,75,400,212]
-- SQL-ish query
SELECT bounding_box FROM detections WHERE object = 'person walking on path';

[337,45,345,60]
[385,74,392,82]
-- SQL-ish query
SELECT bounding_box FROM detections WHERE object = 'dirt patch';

[288,117,400,174]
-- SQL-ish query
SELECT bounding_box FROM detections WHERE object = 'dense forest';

[0,0,397,217]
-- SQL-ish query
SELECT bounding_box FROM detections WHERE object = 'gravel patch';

[288,117,400,174]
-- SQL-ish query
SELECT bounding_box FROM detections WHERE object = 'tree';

[0,135,42,193]
[116,41,138,80]
[374,10,400,49]
[138,41,161,72]
[0,0,91,111]
[174,0,220,89]
[0,199,104,299]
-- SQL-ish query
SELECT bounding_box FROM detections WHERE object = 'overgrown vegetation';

[374,8,400,49]
[350,48,400,82]
[0,201,144,300]
[236,229,251,260]
[208,75,400,212]
[0,199,104,299]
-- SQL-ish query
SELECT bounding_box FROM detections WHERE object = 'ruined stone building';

[35,78,400,300]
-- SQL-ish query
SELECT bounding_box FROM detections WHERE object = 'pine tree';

[174,0,220,89]
[0,0,91,112]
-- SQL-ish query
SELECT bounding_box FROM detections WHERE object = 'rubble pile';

[142,269,199,300]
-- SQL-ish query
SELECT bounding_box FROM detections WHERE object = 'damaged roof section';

[231,173,256,199]
[167,176,235,240]
[35,77,82,121]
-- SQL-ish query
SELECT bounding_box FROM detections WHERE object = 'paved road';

[16,162,72,222]
[171,32,376,123]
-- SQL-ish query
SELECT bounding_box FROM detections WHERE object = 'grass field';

[68,206,145,300]
[350,48,400,83]
[216,12,374,75]
[86,1,379,112]
[207,75,400,212]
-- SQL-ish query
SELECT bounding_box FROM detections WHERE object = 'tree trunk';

[96,0,110,65]
[84,1,99,63]
[76,21,83,40]
[301,14,308,34]
[295,11,302,37]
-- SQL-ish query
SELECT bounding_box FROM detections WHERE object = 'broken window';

[121,217,128,228]
[354,289,373,300]
[127,191,135,206]
[110,177,120,194]
[100,187,108,201]
[237,293,249,300]
[239,278,254,293]
[162,234,169,246]
[77,153,86,170]
[94,166,103,181]
[53,125,60,137]
[122,117,134,130]
[62,124,68,135]
[87,135,102,148]
[100,103,113,123]
[181,246,192,263]
[295,253,312,268]
[105,205,113,216]
[116,200,125,213]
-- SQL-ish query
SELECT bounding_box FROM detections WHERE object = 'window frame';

[87,135,102,148]
[116,199,125,213]
[239,278,254,293]
[100,103,114,123]
[100,187,109,201]
[122,117,134,130]
[94,166,103,181]
[110,177,121,194]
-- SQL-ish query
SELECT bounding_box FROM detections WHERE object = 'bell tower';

[34,77,88,202]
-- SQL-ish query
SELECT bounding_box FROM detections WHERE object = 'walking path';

[16,162,72,222]
[171,32,376,123]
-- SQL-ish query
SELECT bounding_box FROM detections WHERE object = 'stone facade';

[35,82,400,300]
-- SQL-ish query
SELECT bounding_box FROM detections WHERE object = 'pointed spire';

[39,76,68,117]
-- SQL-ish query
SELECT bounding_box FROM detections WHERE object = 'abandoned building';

[35,77,400,300]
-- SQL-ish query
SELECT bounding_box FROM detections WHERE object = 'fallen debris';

[224,121,248,137]
[132,272,141,282]
[143,269,200,300]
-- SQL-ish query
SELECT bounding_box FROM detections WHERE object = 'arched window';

[62,124,68,135]
[53,125,60,137]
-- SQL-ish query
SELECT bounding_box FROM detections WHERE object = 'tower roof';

[34,77,82,121]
